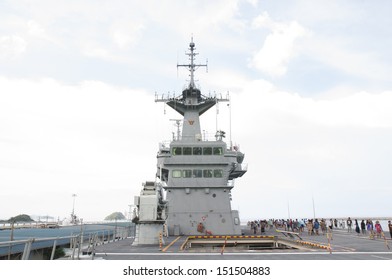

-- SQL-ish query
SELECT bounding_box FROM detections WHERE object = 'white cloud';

[250,12,309,76]
[146,0,241,34]
[303,35,391,82]
[0,76,161,220]
[251,11,274,30]
[246,0,259,7]
[111,21,144,49]
[27,20,46,38]
[82,45,117,61]
[228,80,392,218]
[236,79,392,130]
[0,35,27,60]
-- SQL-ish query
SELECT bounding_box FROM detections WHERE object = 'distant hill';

[104,212,126,221]
[2,214,35,223]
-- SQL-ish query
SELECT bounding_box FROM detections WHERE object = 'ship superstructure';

[154,40,247,236]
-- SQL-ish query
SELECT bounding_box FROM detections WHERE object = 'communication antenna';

[177,37,208,88]
[169,119,182,140]
[216,98,219,132]
[71,194,77,217]
[71,193,77,224]
[227,92,232,149]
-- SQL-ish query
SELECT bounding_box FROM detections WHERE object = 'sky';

[1,0,392,222]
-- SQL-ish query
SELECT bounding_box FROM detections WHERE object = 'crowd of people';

[248,218,392,239]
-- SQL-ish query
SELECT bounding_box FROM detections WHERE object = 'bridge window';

[172,146,224,156]
[172,170,182,178]
[172,169,224,179]
[203,147,212,155]
[203,169,213,178]
[182,170,192,178]
[213,147,223,155]
[214,169,223,178]
[193,147,202,155]
[183,147,192,155]
[172,147,182,155]
[193,169,202,178]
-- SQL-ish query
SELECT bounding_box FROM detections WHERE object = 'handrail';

[0,235,77,247]
[0,225,134,260]
[0,234,80,260]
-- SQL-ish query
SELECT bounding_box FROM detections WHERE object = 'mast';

[176,37,207,89]
[155,39,228,142]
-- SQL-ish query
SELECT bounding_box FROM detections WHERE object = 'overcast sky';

[1,0,392,222]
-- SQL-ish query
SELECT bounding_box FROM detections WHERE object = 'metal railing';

[0,225,134,260]
[0,235,78,260]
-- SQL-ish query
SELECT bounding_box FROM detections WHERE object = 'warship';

[133,39,247,244]
[2,41,391,262]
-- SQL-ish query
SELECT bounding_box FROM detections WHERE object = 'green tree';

[104,212,126,220]
[8,214,34,223]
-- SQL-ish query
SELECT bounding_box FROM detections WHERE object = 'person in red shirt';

[375,221,382,239]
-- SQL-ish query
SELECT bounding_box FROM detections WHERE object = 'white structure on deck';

[133,181,167,245]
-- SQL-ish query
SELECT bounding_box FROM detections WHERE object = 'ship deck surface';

[93,226,392,260]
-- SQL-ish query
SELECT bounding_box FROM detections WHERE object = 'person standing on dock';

[328,219,333,231]
[341,219,345,229]
[307,219,313,235]
[314,219,320,235]
[347,217,353,233]
[375,221,382,239]
[320,219,327,235]
[355,219,360,235]
[367,219,374,239]
[360,220,366,234]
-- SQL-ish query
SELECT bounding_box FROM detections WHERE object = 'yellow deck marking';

[162,236,182,252]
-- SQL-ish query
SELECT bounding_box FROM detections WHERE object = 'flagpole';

[312,195,316,220]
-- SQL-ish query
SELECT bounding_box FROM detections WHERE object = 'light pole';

[71,194,77,223]
[312,195,316,220]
